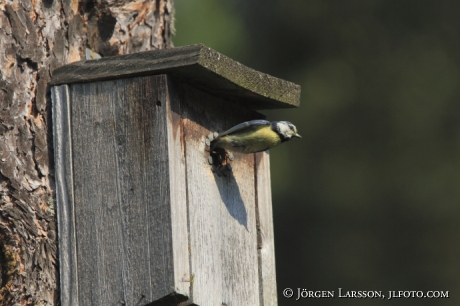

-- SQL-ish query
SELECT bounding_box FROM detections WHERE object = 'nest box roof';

[51,44,300,110]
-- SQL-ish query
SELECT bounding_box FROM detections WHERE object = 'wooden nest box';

[51,44,300,306]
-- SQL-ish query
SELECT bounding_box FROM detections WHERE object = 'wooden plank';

[180,82,263,305]
[51,44,300,110]
[165,77,191,296]
[69,76,176,305]
[71,80,124,305]
[112,76,174,303]
[51,85,79,306]
[255,152,278,306]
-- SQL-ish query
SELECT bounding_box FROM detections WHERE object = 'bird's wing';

[216,120,271,138]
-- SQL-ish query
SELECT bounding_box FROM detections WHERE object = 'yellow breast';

[215,126,281,153]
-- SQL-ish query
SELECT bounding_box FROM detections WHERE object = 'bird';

[210,120,301,154]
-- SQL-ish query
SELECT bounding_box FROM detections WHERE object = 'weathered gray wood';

[51,85,79,306]
[165,78,191,296]
[52,72,284,305]
[63,75,183,305]
[255,152,278,306]
[180,82,263,305]
[51,44,300,110]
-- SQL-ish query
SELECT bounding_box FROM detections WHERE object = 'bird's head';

[272,121,302,141]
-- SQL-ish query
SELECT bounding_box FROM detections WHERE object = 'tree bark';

[0,1,173,304]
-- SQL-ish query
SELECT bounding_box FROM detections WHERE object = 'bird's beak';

[294,133,302,138]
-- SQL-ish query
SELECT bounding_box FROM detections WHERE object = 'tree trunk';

[0,1,173,304]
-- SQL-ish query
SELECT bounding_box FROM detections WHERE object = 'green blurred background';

[173,1,460,305]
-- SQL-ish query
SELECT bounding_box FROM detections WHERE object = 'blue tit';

[211,120,301,154]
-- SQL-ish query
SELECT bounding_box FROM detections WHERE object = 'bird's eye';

[289,125,295,131]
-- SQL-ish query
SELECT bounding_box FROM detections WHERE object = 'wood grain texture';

[51,85,79,306]
[69,75,175,305]
[53,73,280,305]
[165,77,191,296]
[255,152,278,306]
[51,44,301,110]
[180,82,264,305]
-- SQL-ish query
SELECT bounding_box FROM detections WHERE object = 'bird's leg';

[205,131,223,165]
[225,152,234,163]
